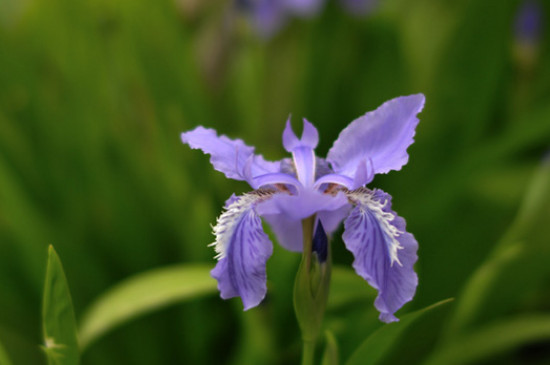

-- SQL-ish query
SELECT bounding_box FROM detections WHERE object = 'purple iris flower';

[514,0,543,46]
[247,0,376,38]
[181,94,424,322]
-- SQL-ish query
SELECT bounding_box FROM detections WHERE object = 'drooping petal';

[327,94,425,179]
[342,188,418,322]
[210,192,274,310]
[181,126,280,184]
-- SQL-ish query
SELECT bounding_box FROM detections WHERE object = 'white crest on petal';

[210,190,274,260]
[347,188,404,266]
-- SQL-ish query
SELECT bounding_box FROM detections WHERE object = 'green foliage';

[42,246,79,365]
[346,299,453,365]
[0,339,13,365]
[1,0,550,363]
[322,330,339,365]
[446,160,550,337]
[79,264,216,350]
[426,315,550,365]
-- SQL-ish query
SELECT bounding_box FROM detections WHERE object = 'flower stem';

[301,216,315,271]
[301,339,316,365]
[294,216,332,364]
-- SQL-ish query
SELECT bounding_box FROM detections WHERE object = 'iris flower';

[241,0,377,38]
[181,94,425,322]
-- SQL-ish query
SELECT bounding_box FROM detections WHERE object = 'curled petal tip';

[283,117,300,152]
[301,118,319,149]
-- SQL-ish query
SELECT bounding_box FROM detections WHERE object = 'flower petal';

[283,118,319,152]
[257,189,349,220]
[342,188,418,322]
[210,192,274,310]
[327,94,425,179]
[253,0,289,39]
[262,213,303,252]
[181,126,280,184]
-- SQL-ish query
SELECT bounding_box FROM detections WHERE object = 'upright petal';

[327,94,425,179]
[181,126,280,184]
[342,188,418,322]
[283,118,319,152]
[210,192,274,310]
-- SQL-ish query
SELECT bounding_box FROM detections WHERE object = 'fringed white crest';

[347,188,404,266]
[210,190,273,260]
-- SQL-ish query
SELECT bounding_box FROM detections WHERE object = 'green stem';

[301,339,316,365]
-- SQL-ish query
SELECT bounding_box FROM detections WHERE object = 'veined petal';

[181,126,280,183]
[342,188,418,322]
[210,192,274,310]
[327,94,425,178]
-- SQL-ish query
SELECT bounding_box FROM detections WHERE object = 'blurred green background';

[1,0,550,364]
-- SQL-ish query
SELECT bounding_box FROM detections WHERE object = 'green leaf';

[445,160,550,336]
[229,306,276,365]
[328,266,376,310]
[346,298,453,365]
[42,245,80,365]
[322,330,339,365]
[79,264,217,350]
[425,315,550,365]
[0,338,13,365]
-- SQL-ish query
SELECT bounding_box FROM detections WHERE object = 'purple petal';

[210,193,274,310]
[253,0,287,39]
[257,189,349,220]
[262,197,350,252]
[181,126,280,184]
[262,213,303,252]
[283,118,319,152]
[515,0,543,45]
[342,188,418,322]
[327,94,425,180]
[317,203,351,234]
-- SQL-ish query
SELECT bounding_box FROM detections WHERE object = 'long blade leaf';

[0,339,13,365]
[346,298,453,365]
[425,315,550,365]
[42,246,80,365]
[79,264,216,350]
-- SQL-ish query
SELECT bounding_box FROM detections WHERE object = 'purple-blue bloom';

[181,94,425,322]
[515,0,543,45]
[244,0,377,38]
